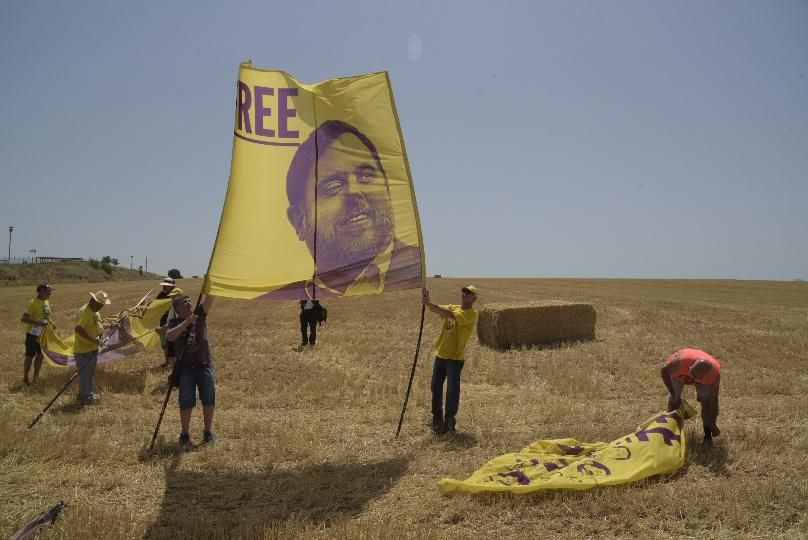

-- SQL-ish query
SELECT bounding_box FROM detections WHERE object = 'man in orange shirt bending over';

[661,348,721,442]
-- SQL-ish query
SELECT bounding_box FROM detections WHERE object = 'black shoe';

[203,431,215,444]
[179,432,192,447]
[430,414,444,434]
[444,417,457,434]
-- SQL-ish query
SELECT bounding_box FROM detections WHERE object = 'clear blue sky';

[1,1,806,280]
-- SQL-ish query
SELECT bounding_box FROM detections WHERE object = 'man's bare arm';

[201,294,214,314]
[661,360,680,410]
[422,289,455,319]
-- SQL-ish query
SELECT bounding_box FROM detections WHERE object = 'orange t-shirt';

[666,348,720,385]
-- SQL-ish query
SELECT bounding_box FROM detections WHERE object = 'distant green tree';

[100,255,115,275]
[168,268,183,279]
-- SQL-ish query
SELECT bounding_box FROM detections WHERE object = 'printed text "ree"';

[236,81,299,138]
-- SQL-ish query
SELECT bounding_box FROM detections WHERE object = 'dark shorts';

[177,364,216,410]
[25,333,41,357]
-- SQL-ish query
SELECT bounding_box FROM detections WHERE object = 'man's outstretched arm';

[422,289,455,320]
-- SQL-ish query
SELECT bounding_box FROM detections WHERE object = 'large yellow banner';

[440,410,687,494]
[204,62,425,300]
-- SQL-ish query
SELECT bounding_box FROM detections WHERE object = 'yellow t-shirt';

[25,298,52,335]
[434,305,478,361]
[74,304,103,354]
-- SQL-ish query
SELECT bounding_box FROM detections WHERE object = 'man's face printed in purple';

[287,132,394,273]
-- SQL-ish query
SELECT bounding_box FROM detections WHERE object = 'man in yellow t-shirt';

[423,285,479,434]
[155,277,183,368]
[19,284,55,385]
[73,291,111,405]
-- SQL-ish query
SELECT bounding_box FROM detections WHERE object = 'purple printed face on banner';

[286,121,395,276]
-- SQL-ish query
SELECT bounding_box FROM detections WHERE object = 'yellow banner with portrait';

[204,62,425,300]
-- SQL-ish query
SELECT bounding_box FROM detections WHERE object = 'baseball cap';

[36,283,54,293]
[461,285,479,297]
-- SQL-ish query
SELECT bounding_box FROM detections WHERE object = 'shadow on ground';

[144,456,409,539]
[682,434,730,476]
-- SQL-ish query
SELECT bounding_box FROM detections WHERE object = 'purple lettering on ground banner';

[499,470,531,485]
[544,462,562,472]
[237,81,252,133]
[654,412,684,429]
[625,437,632,443]
[278,88,299,138]
[577,461,612,475]
[634,427,681,446]
[254,86,275,137]
[556,444,585,455]
[530,459,540,466]
[612,444,632,460]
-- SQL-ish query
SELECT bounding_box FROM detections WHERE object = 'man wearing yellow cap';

[423,285,479,434]
[73,291,111,405]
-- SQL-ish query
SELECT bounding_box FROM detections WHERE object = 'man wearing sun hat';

[73,290,111,405]
[423,285,479,434]
[155,277,184,368]
[19,283,56,385]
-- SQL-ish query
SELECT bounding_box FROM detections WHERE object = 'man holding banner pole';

[73,291,111,405]
[167,293,216,447]
[423,286,478,435]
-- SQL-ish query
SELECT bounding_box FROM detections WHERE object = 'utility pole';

[145,256,148,273]
[8,226,13,262]
[130,255,133,270]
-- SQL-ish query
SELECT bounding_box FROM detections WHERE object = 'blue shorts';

[177,364,216,410]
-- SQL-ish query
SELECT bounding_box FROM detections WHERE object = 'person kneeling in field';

[423,285,478,435]
[167,294,216,447]
[661,348,721,442]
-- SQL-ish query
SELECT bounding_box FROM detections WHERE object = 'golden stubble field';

[1,277,807,539]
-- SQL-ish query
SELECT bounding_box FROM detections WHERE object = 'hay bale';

[477,301,596,349]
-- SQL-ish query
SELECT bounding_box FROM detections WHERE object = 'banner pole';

[395,303,426,438]
[385,71,428,438]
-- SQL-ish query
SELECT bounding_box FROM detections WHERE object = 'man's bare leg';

[23,355,33,384]
[32,354,43,383]
[202,406,214,433]
[180,408,193,435]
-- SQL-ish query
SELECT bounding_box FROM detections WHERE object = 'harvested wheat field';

[1,277,808,539]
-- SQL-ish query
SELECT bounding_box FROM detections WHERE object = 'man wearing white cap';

[73,291,111,405]
[155,278,183,367]
[423,285,479,434]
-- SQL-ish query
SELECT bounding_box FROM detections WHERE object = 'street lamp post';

[8,226,13,262]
